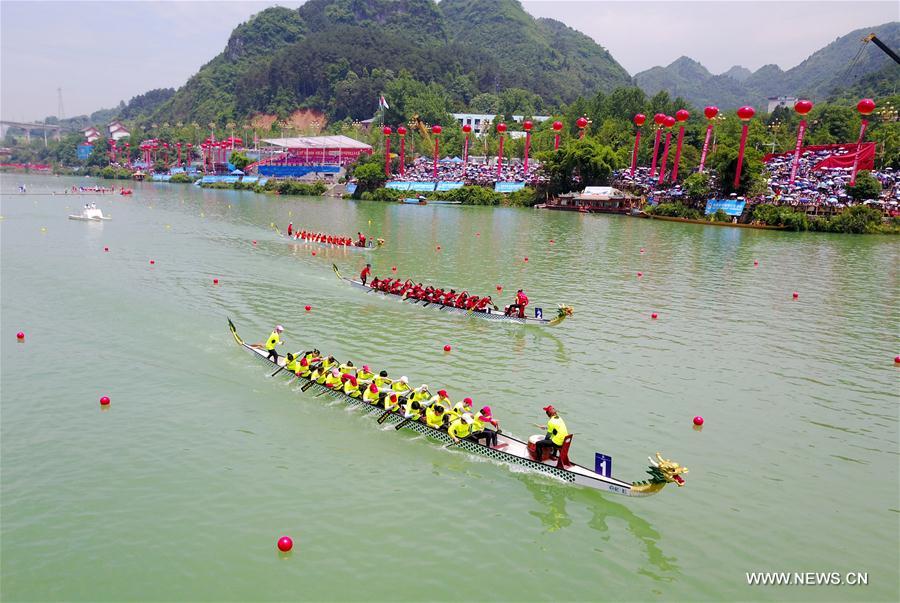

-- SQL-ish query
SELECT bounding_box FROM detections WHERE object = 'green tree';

[352,161,387,197]
[537,138,621,195]
[844,171,882,201]
[230,151,251,171]
[682,172,711,199]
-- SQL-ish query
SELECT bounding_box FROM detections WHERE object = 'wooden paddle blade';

[394,419,411,430]
[300,381,315,392]
[377,410,391,424]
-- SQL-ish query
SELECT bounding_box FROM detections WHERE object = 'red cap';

[438,390,447,397]
[543,405,556,415]
[463,397,472,405]
[369,383,378,393]
[349,375,358,386]
[300,358,308,366]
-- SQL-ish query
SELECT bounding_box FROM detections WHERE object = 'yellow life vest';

[425,407,445,429]
[265,331,280,351]
[547,416,569,446]
[374,375,392,388]
[473,411,490,431]
[448,419,471,439]
[411,390,430,404]
[343,378,360,397]
[285,355,301,372]
[357,370,375,381]
[391,381,411,393]
[339,364,355,375]
[363,386,379,404]
[403,400,423,420]
[324,372,343,389]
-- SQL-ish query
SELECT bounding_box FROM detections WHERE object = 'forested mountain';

[635,22,900,109]
[146,0,631,125]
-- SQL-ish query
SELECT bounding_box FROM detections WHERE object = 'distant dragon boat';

[228,319,687,497]
[272,223,383,250]
[332,264,574,327]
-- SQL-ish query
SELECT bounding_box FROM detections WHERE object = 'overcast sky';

[1,1,897,122]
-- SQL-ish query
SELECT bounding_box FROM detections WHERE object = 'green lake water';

[1,174,898,602]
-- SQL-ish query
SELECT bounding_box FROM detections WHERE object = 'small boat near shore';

[68,205,110,221]
[228,318,687,497]
[402,197,462,206]
[333,264,573,327]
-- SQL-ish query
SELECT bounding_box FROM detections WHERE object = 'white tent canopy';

[261,135,372,150]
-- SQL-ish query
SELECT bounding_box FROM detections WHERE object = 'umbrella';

[231,169,245,175]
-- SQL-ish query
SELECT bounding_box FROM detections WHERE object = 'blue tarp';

[345,183,357,194]
[385,182,411,191]
[494,182,526,193]
[705,200,746,216]
[436,181,465,191]
[408,182,437,192]
[151,174,171,182]
[257,165,341,177]
[241,176,259,184]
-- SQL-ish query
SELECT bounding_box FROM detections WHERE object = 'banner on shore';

[705,199,746,216]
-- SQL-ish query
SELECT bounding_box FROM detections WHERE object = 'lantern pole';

[671,110,689,182]
[630,114,645,178]
[431,125,442,180]
[789,100,813,186]
[382,127,392,178]
[657,116,675,186]
[734,105,756,189]
[698,106,718,173]
[649,114,665,178]
[523,121,533,172]
[397,126,406,176]
[850,98,875,186]
[496,123,507,179]
[552,120,563,151]
[462,125,471,165]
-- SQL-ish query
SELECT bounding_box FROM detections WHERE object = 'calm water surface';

[1,174,898,602]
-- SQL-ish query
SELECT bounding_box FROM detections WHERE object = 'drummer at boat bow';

[504,289,529,318]
[533,405,568,461]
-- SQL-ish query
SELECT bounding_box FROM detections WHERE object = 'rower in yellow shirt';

[448,412,476,443]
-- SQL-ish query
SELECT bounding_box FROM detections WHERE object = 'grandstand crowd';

[389,157,546,186]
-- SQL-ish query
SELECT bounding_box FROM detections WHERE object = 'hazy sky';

[1,1,897,122]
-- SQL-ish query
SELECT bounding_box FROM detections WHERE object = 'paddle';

[377,389,414,424]
[270,350,311,377]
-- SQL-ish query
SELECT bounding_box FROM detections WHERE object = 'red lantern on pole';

[496,122,507,179]
[670,109,689,182]
[650,113,666,177]
[657,116,676,185]
[523,120,533,172]
[461,124,471,165]
[397,126,407,176]
[789,100,813,186]
[382,126,392,177]
[850,98,875,186]
[431,125,442,180]
[734,105,756,189]
[576,116,588,139]
[630,114,645,178]
[552,120,563,150]
[699,106,718,173]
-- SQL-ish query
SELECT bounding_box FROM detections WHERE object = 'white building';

[107,120,130,141]
[767,96,798,113]
[81,126,101,143]
[451,113,551,133]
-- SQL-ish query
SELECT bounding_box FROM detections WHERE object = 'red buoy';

[213,278,219,284]
[100,396,110,406]
[252,240,257,245]
[792,291,799,299]
[149,260,155,265]
[311,251,317,256]
[443,344,451,352]
[693,416,704,426]
[476,232,480,237]
[651,312,658,319]
[277,536,293,552]
[640,248,645,254]
[496,285,502,292]
[549,239,554,244]
[894,355,900,364]
[753,260,759,266]
[524,257,528,262]
[305,305,311,312]
[16,331,25,341]
[391,266,397,272]
[436,245,441,251]
[104,246,109,252]
[637,272,643,277]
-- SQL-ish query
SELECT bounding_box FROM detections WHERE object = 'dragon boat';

[228,318,686,497]
[332,264,574,327]
[272,223,384,251]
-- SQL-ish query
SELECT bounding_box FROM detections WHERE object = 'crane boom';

[863,34,900,66]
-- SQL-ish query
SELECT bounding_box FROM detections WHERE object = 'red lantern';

[523,120,533,132]
[737,105,756,121]
[552,120,563,150]
[633,113,646,127]
[496,123,507,133]
[675,109,690,122]
[397,126,407,136]
[794,100,813,115]
[461,124,471,134]
[857,98,876,116]
[653,113,666,126]
[663,115,676,128]
[431,125,442,135]
[382,126,392,135]
[704,106,719,120]
[552,121,563,131]
[576,117,588,129]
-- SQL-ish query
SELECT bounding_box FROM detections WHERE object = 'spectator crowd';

[389,157,546,186]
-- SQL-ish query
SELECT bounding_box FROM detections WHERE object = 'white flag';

[379,95,389,110]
